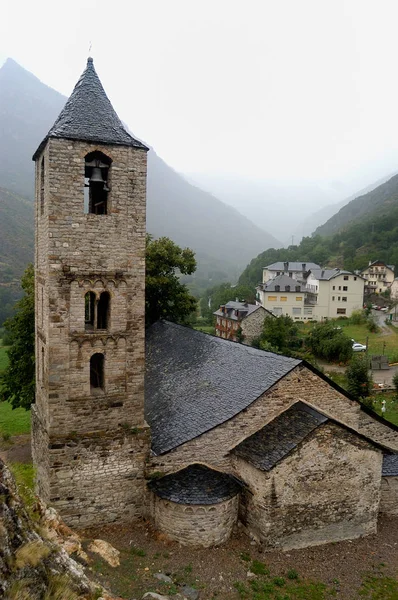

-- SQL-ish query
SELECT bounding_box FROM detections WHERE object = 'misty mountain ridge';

[186,172,351,245]
[0,57,281,295]
[315,171,398,237]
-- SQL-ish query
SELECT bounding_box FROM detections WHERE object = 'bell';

[89,167,106,185]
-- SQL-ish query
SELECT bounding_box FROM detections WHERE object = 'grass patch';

[15,540,51,569]
[372,394,398,426]
[193,324,215,334]
[9,462,36,513]
[339,321,398,360]
[0,401,31,437]
[359,574,398,599]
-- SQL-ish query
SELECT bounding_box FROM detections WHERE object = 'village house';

[32,57,398,552]
[262,261,321,284]
[256,274,311,321]
[213,300,271,344]
[360,260,395,295]
[256,268,365,321]
[306,268,365,320]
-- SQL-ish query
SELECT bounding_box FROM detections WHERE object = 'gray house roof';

[265,262,320,272]
[309,268,364,281]
[145,321,300,455]
[213,301,267,321]
[258,274,306,292]
[33,58,148,160]
[148,464,242,505]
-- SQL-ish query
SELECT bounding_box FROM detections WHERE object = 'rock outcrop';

[0,458,104,599]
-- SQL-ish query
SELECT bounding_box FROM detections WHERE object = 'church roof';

[148,464,242,505]
[145,321,300,455]
[232,401,388,472]
[33,58,148,159]
[231,402,328,471]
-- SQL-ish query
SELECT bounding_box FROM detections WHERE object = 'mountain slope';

[0,186,34,322]
[0,58,281,290]
[315,172,398,237]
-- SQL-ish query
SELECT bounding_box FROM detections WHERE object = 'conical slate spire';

[33,57,147,159]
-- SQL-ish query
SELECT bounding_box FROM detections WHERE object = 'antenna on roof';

[88,40,93,57]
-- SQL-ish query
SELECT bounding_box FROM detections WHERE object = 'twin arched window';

[85,291,110,330]
[84,151,112,215]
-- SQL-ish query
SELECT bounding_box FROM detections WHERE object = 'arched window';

[97,291,110,330]
[84,292,96,330]
[40,157,45,216]
[84,151,112,215]
[90,353,104,391]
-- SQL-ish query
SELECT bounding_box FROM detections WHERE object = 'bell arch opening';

[84,151,112,215]
[97,291,110,330]
[90,353,105,392]
[84,291,96,330]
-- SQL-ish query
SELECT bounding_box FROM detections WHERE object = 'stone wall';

[150,493,239,547]
[380,477,398,516]
[241,307,268,345]
[233,422,382,550]
[33,138,149,526]
[149,365,398,477]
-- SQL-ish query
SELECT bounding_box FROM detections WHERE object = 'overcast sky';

[2,0,398,192]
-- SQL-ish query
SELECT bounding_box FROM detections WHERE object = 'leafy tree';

[0,265,35,410]
[145,235,197,326]
[253,315,301,355]
[346,355,371,398]
[199,282,256,323]
[306,322,353,363]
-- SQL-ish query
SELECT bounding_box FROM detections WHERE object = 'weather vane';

[89,41,93,56]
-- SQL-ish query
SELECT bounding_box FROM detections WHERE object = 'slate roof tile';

[33,58,147,159]
[265,262,321,272]
[145,321,300,455]
[382,454,398,476]
[232,402,328,471]
[148,464,242,505]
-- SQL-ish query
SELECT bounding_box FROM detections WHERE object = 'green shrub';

[393,372,398,396]
[346,355,371,398]
[349,310,367,325]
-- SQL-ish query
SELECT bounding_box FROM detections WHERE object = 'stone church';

[32,58,398,551]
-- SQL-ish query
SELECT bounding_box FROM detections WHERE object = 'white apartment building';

[256,269,365,321]
[256,275,313,321]
[306,269,365,320]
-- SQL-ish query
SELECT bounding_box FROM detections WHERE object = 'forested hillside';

[0,187,34,322]
[238,201,398,289]
[315,172,398,237]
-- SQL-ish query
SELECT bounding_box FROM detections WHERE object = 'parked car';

[352,342,367,352]
[380,307,388,312]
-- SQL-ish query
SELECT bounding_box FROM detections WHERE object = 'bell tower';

[32,58,150,527]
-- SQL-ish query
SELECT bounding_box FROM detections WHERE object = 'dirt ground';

[81,515,398,600]
[0,434,31,463]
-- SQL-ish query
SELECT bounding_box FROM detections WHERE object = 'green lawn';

[338,322,398,360]
[0,401,31,437]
